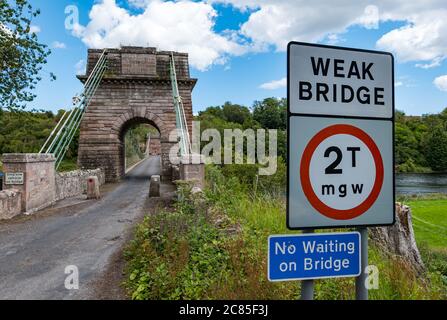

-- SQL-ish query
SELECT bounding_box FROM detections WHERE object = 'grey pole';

[301,229,315,300]
[355,227,368,300]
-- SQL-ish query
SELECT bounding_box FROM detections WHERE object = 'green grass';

[404,199,447,250]
[57,158,78,172]
[124,185,299,300]
[125,165,447,300]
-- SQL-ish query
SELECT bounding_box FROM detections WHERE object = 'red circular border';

[300,124,384,220]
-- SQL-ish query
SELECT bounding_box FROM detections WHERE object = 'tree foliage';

[199,102,447,173]
[425,125,447,172]
[199,102,251,125]
[0,0,53,110]
[197,98,287,160]
[252,97,286,130]
[0,109,78,157]
[395,108,447,172]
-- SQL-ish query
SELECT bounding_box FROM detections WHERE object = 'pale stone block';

[87,176,101,200]
[149,175,161,198]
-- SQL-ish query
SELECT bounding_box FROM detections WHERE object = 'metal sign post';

[301,229,315,300]
[355,227,369,300]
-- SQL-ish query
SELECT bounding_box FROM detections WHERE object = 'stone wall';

[78,46,196,182]
[56,168,105,201]
[1,153,106,219]
[0,189,22,220]
[149,136,161,156]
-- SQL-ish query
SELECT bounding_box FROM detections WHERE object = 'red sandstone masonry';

[77,47,196,182]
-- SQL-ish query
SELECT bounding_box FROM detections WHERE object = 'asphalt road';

[0,156,161,300]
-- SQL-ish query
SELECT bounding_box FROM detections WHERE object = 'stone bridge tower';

[77,47,197,182]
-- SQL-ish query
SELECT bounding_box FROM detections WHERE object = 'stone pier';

[1,154,56,214]
[179,154,205,190]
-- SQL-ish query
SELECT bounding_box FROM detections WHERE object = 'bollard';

[149,175,160,198]
[87,176,101,200]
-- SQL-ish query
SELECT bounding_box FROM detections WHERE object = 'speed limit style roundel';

[300,124,384,220]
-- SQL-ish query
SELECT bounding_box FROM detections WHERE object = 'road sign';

[287,42,395,229]
[5,172,24,185]
[288,42,393,119]
[268,232,361,281]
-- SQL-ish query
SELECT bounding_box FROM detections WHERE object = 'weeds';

[125,163,447,300]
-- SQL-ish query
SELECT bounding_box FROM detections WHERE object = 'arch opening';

[119,117,162,179]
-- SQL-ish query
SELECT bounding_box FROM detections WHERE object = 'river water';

[396,173,447,195]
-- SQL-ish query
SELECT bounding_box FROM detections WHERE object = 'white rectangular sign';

[289,42,394,119]
[287,42,395,230]
[5,172,24,185]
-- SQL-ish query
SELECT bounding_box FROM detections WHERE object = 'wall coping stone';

[2,153,55,163]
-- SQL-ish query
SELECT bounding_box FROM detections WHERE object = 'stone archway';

[77,46,196,182]
[113,112,167,179]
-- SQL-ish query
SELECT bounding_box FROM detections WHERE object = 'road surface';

[0,156,163,300]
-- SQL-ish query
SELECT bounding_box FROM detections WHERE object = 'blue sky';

[29,0,447,115]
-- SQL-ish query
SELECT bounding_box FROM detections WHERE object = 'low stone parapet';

[1,153,106,219]
[56,168,105,201]
[0,189,22,220]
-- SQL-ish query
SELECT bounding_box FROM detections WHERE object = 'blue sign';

[268,232,361,281]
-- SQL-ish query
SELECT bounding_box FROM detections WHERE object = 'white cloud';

[73,0,246,71]
[377,9,447,67]
[29,25,41,34]
[74,1,447,71]
[395,81,403,87]
[228,1,386,51]
[415,57,445,69]
[215,0,447,68]
[52,41,67,49]
[75,59,86,75]
[259,77,286,90]
[326,33,345,45]
[434,75,447,92]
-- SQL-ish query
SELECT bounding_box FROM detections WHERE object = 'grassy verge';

[124,165,447,300]
[126,154,144,171]
[398,197,447,292]
[404,199,447,249]
[124,185,298,300]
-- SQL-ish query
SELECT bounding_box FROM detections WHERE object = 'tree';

[199,102,252,125]
[395,122,418,165]
[252,97,287,130]
[0,0,52,111]
[221,102,251,125]
[425,125,447,172]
